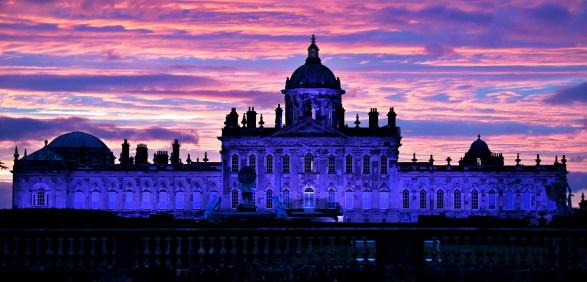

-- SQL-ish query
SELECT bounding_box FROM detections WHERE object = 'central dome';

[468,135,491,153]
[285,35,341,90]
[48,131,109,149]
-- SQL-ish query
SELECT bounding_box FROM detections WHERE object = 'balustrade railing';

[1,227,586,280]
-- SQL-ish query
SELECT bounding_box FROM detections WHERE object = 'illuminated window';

[345,189,353,210]
[523,190,531,210]
[108,189,117,210]
[192,191,202,210]
[282,189,291,209]
[266,155,274,173]
[327,188,336,209]
[488,190,496,210]
[248,154,256,171]
[471,189,479,210]
[345,155,353,173]
[505,190,514,210]
[74,189,83,209]
[419,189,427,209]
[402,189,410,209]
[454,189,462,210]
[363,189,372,210]
[175,191,185,210]
[231,154,239,173]
[158,190,167,210]
[380,155,388,174]
[124,189,133,210]
[304,153,314,173]
[283,155,290,173]
[266,189,273,209]
[303,188,315,208]
[328,155,336,173]
[91,189,100,209]
[231,189,239,209]
[141,191,151,210]
[380,190,389,210]
[363,155,371,174]
[436,189,444,209]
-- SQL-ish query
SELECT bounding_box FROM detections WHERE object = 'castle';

[11,36,568,222]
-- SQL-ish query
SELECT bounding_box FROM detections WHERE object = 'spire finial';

[477,134,481,140]
[311,34,316,44]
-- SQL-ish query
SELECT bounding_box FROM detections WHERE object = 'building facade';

[11,36,568,222]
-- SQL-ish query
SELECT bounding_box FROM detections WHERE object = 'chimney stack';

[120,139,130,165]
[171,139,180,165]
[275,104,283,129]
[368,108,379,129]
[246,107,257,129]
[135,144,149,165]
[387,107,397,127]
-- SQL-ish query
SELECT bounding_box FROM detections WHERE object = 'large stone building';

[11,36,568,222]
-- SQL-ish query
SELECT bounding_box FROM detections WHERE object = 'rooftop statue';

[237,166,257,211]
[272,195,287,219]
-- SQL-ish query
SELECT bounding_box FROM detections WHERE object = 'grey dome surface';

[48,132,109,149]
[468,135,490,153]
[285,35,341,90]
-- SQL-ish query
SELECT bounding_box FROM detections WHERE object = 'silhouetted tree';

[0,160,7,170]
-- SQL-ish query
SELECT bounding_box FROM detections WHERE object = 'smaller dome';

[468,135,490,153]
[48,131,109,149]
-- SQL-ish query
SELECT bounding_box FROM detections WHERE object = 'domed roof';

[468,135,490,153]
[285,35,341,90]
[48,131,109,149]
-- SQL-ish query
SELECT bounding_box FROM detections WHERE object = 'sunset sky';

[1,0,586,208]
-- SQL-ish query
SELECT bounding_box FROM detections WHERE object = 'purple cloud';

[74,24,152,33]
[423,43,455,56]
[544,82,587,104]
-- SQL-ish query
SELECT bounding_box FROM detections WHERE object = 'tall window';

[124,189,133,210]
[251,189,256,204]
[345,155,353,173]
[231,189,239,209]
[380,155,388,174]
[327,188,336,209]
[402,189,410,209]
[523,190,531,210]
[266,189,273,209]
[176,191,185,210]
[419,189,427,209]
[249,154,256,171]
[363,189,372,210]
[488,190,496,210]
[303,188,314,208]
[328,155,336,173]
[192,191,202,209]
[158,190,168,210]
[345,189,353,210]
[266,155,274,173]
[454,189,462,210]
[282,189,291,209]
[380,190,389,210]
[74,190,83,209]
[282,155,290,173]
[363,155,371,174]
[141,191,151,210]
[108,189,117,210]
[505,190,514,210]
[231,154,239,173]
[471,189,479,210]
[34,188,49,207]
[91,190,100,209]
[436,189,444,209]
[304,153,314,173]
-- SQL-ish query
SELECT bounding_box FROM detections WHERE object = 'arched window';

[488,190,496,210]
[345,155,353,173]
[175,190,185,210]
[380,189,389,210]
[192,191,202,210]
[454,189,462,210]
[345,189,354,210]
[505,190,514,210]
[124,189,133,210]
[231,189,239,209]
[304,153,314,173]
[32,188,49,207]
[141,190,151,210]
[327,188,336,209]
[282,188,291,209]
[266,155,274,173]
[402,189,410,209]
[282,155,290,173]
[471,189,479,210]
[523,190,531,210]
[74,189,83,209]
[209,190,218,205]
[91,189,100,209]
[303,187,315,208]
[380,155,388,174]
[328,155,336,173]
[266,189,273,209]
[363,189,372,210]
[436,189,444,209]
[419,189,427,209]
[108,189,117,210]
[231,154,239,173]
[248,154,256,171]
[158,189,168,210]
[363,155,371,174]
